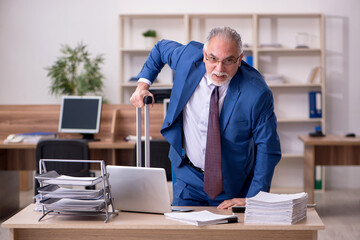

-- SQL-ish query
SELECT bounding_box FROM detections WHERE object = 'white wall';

[1,0,359,189]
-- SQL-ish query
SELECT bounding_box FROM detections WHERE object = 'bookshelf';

[118,13,325,188]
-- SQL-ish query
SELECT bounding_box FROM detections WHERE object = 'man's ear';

[238,53,244,67]
[202,48,206,63]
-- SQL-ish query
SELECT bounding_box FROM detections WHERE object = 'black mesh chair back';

[134,139,172,181]
[35,139,90,195]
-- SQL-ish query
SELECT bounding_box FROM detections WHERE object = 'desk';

[2,204,324,240]
[0,103,165,171]
[299,135,360,203]
[0,104,165,218]
[0,140,136,171]
[0,140,136,219]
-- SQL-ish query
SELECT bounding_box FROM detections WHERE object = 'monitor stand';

[81,134,100,142]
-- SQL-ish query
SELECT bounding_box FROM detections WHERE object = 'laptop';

[106,165,172,214]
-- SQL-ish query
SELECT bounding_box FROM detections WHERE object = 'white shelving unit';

[118,13,325,189]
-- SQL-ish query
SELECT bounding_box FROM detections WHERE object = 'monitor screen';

[59,96,102,139]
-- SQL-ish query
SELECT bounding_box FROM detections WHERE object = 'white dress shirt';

[183,74,229,169]
[138,75,230,169]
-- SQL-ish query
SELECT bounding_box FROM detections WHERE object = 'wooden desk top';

[2,204,324,231]
[0,140,135,150]
[299,135,360,146]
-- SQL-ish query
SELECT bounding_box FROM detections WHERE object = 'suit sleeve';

[136,40,186,82]
[246,89,282,197]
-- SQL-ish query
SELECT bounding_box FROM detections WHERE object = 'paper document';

[38,184,104,199]
[35,171,102,186]
[164,210,238,226]
[42,198,106,212]
[245,191,308,225]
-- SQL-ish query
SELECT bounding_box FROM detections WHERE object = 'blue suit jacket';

[137,40,281,198]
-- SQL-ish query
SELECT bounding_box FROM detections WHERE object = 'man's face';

[203,36,243,85]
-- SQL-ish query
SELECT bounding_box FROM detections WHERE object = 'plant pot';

[144,37,156,49]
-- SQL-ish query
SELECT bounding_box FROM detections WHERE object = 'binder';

[314,166,322,190]
[309,91,322,118]
[245,55,253,67]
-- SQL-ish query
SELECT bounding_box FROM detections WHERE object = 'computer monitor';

[149,87,172,103]
[58,96,102,140]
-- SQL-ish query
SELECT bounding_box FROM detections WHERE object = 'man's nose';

[215,61,225,71]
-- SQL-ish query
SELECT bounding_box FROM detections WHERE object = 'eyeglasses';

[205,52,240,66]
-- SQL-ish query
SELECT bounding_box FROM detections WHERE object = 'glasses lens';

[223,58,236,65]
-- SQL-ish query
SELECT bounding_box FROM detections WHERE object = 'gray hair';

[203,27,243,55]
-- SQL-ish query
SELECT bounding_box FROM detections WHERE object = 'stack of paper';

[41,198,105,212]
[35,171,102,186]
[164,210,238,226]
[244,191,308,225]
[38,184,104,199]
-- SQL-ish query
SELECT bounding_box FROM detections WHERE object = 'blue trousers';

[172,162,228,206]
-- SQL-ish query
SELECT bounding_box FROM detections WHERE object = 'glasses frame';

[204,52,241,66]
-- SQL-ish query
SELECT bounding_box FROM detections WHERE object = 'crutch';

[136,96,153,167]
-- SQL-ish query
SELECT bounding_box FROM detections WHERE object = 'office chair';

[134,139,172,181]
[35,139,91,195]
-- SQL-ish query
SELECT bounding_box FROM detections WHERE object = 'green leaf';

[46,42,105,98]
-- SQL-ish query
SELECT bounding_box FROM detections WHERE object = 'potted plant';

[46,42,105,97]
[142,29,157,49]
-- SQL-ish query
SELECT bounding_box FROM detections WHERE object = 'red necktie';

[204,86,222,200]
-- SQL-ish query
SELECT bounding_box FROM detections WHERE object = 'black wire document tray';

[36,159,117,222]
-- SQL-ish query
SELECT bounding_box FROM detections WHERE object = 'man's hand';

[130,82,154,108]
[217,198,246,209]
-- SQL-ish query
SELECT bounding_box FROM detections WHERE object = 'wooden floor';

[315,189,360,240]
[0,188,359,240]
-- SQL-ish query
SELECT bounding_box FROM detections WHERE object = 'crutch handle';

[143,95,153,105]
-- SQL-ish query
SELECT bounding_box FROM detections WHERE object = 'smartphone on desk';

[232,206,246,213]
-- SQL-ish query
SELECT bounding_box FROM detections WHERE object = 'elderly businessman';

[130,27,281,209]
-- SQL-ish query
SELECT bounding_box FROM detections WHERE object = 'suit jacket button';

[166,122,170,126]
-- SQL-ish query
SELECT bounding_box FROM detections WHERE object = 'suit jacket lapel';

[172,61,205,121]
[220,71,242,134]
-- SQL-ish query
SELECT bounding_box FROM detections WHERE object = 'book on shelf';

[244,191,308,225]
[263,73,284,84]
[309,91,322,118]
[259,43,282,48]
[164,210,238,226]
[245,55,253,67]
[307,66,321,84]
[314,166,323,190]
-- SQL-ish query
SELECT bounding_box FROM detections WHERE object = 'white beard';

[207,71,231,86]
